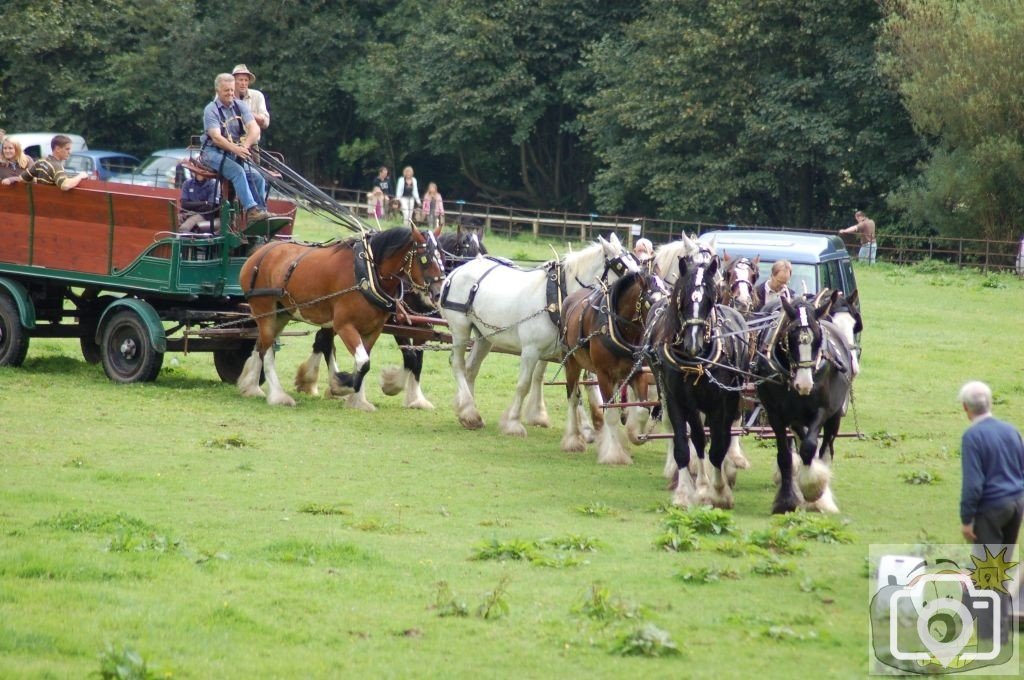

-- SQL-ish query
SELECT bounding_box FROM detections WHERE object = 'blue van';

[698,230,858,298]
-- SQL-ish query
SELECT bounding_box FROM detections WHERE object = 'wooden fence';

[328,187,1024,275]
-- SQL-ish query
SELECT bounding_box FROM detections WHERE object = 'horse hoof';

[561,435,587,453]
[329,385,354,398]
[581,428,597,444]
[405,398,435,410]
[771,497,800,515]
[597,451,632,466]
[345,395,376,412]
[268,393,296,407]
[239,387,265,398]
[802,488,840,514]
[379,366,405,396]
[458,412,485,430]
[728,450,751,470]
[500,422,527,437]
[525,415,550,428]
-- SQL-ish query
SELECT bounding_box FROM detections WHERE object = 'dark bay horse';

[719,253,761,315]
[238,226,445,407]
[560,271,666,464]
[299,226,485,408]
[647,256,750,508]
[753,293,853,513]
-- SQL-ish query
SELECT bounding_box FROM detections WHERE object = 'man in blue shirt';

[959,380,1024,545]
[200,73,269,223]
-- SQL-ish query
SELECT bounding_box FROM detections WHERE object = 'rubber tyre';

[0,293,30,367]
[213,342,263,384]
[101,310,164,383]
[80,336,103,365]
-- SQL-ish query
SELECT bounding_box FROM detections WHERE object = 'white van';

[5,133,88,161]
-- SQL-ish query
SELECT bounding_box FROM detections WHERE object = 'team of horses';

[238,225,861,515]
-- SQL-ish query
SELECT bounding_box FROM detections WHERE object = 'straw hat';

[232,64,256,83]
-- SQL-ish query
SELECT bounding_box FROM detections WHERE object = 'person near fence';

[839,210,877,264]
[373,166,393,199]
[366,186,386,220]
[1,135,88,190]
[199,73,269,223]
[957,380,1024,644]
[422,182,445,229]
[395,166,420,226]
[232,64,270,131]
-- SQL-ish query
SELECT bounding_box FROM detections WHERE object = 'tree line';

[1,0,1020,241]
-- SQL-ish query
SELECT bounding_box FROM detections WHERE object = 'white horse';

[439,234,639,436]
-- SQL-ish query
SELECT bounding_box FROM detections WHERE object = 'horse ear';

[781,297,797,320]
[708,255,719,277]
[433,224,443,239]
[680,232,696,253]
[722,249,731,263]
[815,289,838,318]
[411,225,425,243]
[847,288,859,308]
[752,255,760,267]
[677,255,688,278]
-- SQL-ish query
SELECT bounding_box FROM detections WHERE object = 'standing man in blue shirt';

[959,380,1024,546]
[200,73,269,223]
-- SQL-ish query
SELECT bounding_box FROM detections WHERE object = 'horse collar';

[353,237,397,312]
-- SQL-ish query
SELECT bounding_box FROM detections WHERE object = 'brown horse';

[560,271,665,464]
[237,226,445,407]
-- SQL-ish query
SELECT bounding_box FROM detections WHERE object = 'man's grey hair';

[215,73,235,90]
[958,380,992,417]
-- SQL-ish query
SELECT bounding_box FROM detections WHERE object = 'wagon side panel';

[111,192,175,272]
[0,187,33,266]
[31,187,111,275]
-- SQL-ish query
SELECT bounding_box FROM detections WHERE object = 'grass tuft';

[203,434,251,449]
[476,575,512,620]
[97,643,159,679]
[771,512,855,544]
[432,581,469,618]
[610,624,680,657]
[663,507,736,535]
[265,539,376,567]
[41,511,154,534]
[674,565,742,585]
[745,528,807,555]
[574,501,618,518]
[298,502,351,516]
[751,556,796,577]
[574,582,644,622]
[899,470,941,485]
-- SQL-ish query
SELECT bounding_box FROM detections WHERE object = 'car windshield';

[135,156,180,176]
[65,156,93,172]
[755,262,817,296]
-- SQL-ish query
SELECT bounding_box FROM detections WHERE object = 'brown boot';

[246,207,270,222]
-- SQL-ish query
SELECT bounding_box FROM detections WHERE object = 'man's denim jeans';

[201,148,266,211]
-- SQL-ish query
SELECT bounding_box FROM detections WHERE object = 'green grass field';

[1,217,1022,678]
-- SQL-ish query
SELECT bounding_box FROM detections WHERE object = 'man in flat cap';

[232,64,270,130]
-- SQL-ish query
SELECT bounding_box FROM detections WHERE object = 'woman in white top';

[394,166,421,226]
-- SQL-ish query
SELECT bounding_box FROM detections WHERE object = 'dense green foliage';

[880,0,1024,241]
[0,1,1014,237]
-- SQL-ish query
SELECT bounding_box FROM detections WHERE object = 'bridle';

[673,262,717,352]
[782,303,823,376]
[599,251,641,284]
[397,231,445,296]
[726,258,756,312]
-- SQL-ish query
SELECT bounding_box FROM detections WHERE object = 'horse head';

[722,252,760,315]
[597,233,642,282]
[438,225,487,270]
[779,291,835,395]
[654,233,716,287]
[406,226,446,308]
[671,254,720,358]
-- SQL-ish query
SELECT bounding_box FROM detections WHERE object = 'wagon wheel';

[0,293,30,367]
[79,295,116,365]
[213,342,264,385]
[101,310,164,383]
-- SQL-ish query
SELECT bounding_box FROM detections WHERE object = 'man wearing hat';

[232,64,270,130]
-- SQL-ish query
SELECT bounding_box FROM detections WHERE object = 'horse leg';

[401,340,434,410]
[253,314,296,407]
[803,412,841,513]
[796,409,830,504]
[464,338,492,394]
[523,360,550,427]
[767,409,800,514]
[331,325,376,412]
[581,377,602,443]
[499,350,538,437]
[237,349,266,398]
[449,322,484,430]
[624,374,655,445]
[560,358,587,453]
[705,396,738,509]
[725,414,750,472]
[595,371,631,465]
[380,336,412,396]
[295,327,332,396]
[661,375,696,507]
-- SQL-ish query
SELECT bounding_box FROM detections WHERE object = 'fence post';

[485,205,492,234]
[562,210,568,241]
[508,206,513,238]
[533,209,540,239]
[958,238,962,267]
[984,240,990,272]
[928,237,933,259]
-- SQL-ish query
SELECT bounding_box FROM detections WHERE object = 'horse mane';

[609,270,642,310]
[653,234,712,285]
[369,226,414,260]
[561,239,608,283]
